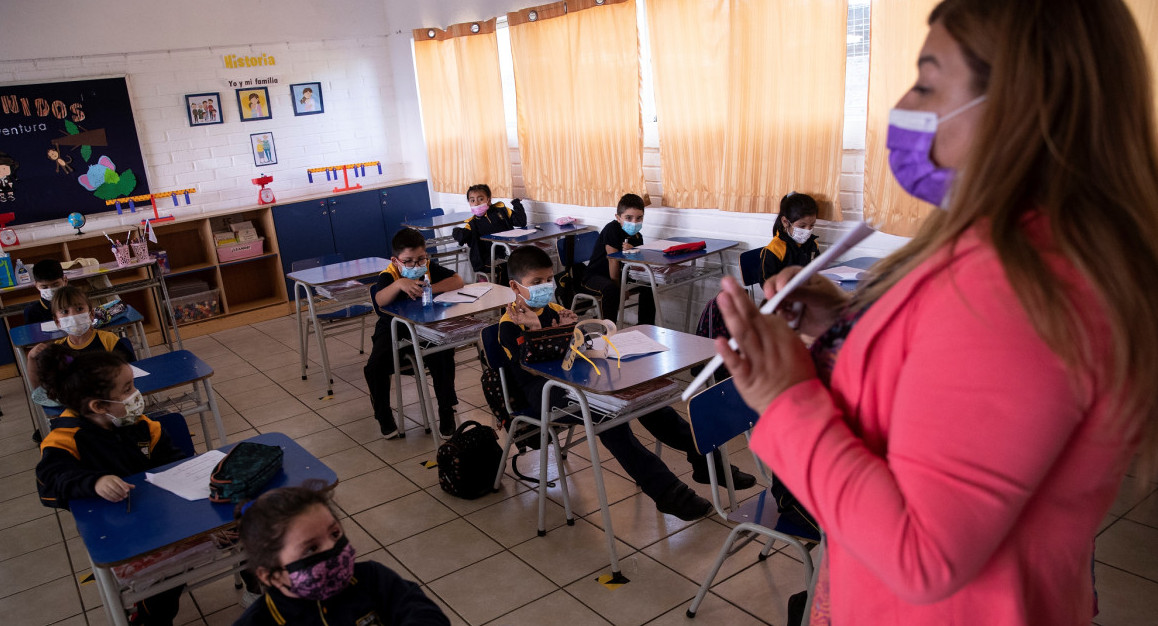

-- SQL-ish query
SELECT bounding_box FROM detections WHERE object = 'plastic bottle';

[0,252,13,288]
[422,280,433,307]
[14,259,30,284]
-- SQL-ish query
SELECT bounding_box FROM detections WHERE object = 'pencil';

[126,491,131,513]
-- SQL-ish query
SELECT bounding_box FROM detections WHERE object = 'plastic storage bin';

[170,288,221,324]
[216,238,265,263]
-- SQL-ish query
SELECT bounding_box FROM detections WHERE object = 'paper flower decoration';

[78,156,137,201]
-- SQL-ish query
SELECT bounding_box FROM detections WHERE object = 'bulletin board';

[0,76,150,226]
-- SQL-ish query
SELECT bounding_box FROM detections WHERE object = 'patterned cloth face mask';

[281,535,356,601]
[103,389,145,428]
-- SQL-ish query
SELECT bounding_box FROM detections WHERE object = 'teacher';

[714,0,1158,624]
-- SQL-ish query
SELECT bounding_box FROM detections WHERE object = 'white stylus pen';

[681,221,877,401]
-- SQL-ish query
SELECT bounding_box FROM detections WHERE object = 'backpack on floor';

[437,421,503,499]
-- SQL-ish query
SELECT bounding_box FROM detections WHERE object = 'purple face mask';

[282,535,356,601]
[886,96,986,208]
[470,203,489,217]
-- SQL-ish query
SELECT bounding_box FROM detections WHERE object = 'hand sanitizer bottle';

[15,259,30,285]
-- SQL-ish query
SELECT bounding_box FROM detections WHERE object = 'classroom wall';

[0,2,405,244]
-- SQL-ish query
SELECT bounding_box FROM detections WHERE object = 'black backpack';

[437,421,503,499]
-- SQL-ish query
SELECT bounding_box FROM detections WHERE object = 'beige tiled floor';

[0,313,1156,625]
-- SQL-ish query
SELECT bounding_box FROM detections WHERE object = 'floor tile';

[236,396,313,427]
[389,519,504,582]
[316,395,375,426]
[1093,563,1158,626]
[359,548,416,581]
[583,492,700,552]
[465,490,571,548]
[428,552,556,625]
[353,490,458,546]
[189,573,244,617]
[0,575,82,626]
[1124,490,1158,530]
[319,446,386,481]
[255,412,331,439]
[0,542,72,597]
[486,589,610,625]
[649,593,769,625]
[711,551,808,625]
[510,517,632,586]
[642,518,765,585]
[333,466,418,515]
[0,516,65,562]
[0,468,40,503]
[564,552,698,626]
[1096,519,1158,582]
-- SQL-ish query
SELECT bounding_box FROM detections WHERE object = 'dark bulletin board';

[0,76,150,226]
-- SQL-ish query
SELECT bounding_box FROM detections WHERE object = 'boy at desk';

[23,259,67,325]
[498,245,756,521]
[583,193,656,325]
[451,183,526,282]
[365,228,464,439]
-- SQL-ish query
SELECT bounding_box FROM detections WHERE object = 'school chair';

[739,247,764,300]
[367,282,436,434]
[291,253,374,356]
[555,231,602,319]
[479,323,577,531]
[153,412,196,458]
[685,376,819,618]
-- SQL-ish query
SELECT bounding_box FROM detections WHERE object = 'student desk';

[824,255,881,291]
[11,306,150,437]
[134,350,228,450]
[481,222,595,282]
[287,257,391,396]
[381,285,515,437]
[608,237,739,330]
[401,211,473,275]
[71,432,337,626]
[521,325,717,579]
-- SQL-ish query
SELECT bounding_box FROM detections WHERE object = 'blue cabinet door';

[273,199,336,292]
[379,182,432,256]
[329,190,389,261]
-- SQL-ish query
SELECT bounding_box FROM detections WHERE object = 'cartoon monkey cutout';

[47,146,73,174]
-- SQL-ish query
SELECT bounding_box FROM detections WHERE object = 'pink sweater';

[751,232,1134,625]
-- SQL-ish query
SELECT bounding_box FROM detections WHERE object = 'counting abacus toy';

[306,161,382,193]
[105,188,197,224]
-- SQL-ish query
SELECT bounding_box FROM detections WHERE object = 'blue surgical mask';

[621,221,642,237]
[518,281,555,309]
[397,263,426,281]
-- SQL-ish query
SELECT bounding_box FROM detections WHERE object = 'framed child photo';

[185,92,223,126]
[290,82,324,116]
[250,132,277,167]
[237,86,272,122]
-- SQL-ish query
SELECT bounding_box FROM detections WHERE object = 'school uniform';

[759,229,820,283]
[235,561,448,626]
[37,411,188,625]
[497,303,702,502]
[57,329,137,362]
[583,220,656,325]
[364,263,458,432]
[23,298,55,325]
[451,199,527,277]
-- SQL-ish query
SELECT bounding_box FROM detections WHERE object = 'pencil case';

[208,442,284,503]
[663,241,706,255]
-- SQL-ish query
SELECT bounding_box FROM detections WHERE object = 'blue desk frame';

[71,432,336,626]
[517,325,718,577]
[401,211,473,276]
[481,222,594,282]
[134,350,228,450]
[608,236,739,330]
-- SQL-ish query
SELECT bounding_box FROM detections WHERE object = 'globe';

[68,212,86,235]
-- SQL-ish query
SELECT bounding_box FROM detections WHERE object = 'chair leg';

[537,422,551,536]
[358,316,366,354]
[494,416,528,490]
[549,429,574,525]
[687,524,749,618]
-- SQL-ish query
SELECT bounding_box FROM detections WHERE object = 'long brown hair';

[857,0,1158,468]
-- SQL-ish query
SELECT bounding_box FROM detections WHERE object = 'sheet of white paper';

[458,284,493,297]
[145,450,227,501]
[131,365,150,378]
[819,266,866,281]
[592,330,669,359]
[636,239,684,251]
[40,321,60,332]
[491,228,538,238]
[434,292,476,304]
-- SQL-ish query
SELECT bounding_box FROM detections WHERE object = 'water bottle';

[422,280,433,307]
[15,259,30,284]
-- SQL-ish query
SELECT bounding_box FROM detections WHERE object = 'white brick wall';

[0,37,406,244]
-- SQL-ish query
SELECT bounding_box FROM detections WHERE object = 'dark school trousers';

[524,382,701,501]
[582,273,656,326]
[364,319,458,427]
[134,585,183,625]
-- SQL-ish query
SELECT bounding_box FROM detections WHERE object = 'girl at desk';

[34,346,189,625]
[26,285,136,389]
[451,183,526,282]
[760,191,820,282]
[234,482,449,626]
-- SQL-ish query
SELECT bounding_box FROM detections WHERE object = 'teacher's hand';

[716,276,817,413]
[764,266,851,337]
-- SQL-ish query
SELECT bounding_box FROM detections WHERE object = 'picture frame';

[250,132,277,167]
[290,82,324,116]
[236,86,272,122]
[185,92,223,126]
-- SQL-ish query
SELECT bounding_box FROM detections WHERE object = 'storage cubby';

[154,220,214,274]
[220,255,286,314]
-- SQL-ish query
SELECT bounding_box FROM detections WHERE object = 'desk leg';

[202,378,228,449]
[402,320,435,437]
[390,317,406,436]
[90,556,130,626]
[490,242,510,283]
[133,320,152,358]
[154,263,184,351]
[616,264,629,326]
[294,282,308,381]
[12,344,49,437]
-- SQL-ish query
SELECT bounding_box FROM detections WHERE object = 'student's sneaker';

[691,457,757,490]
[655,481,712,521]
[439,406,457,438]
[377,415,402,439]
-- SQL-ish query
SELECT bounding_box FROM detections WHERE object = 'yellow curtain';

[647,0,847,217]
[508,0,647,207]
[862,0,946,236]
[413,20,512,198]
[1126,0,1158,121]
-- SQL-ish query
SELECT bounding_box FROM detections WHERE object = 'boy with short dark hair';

[365,228,465,438]
[498,245,755,521]
[451,184,527,282]
[583,193,657,325]
[24,259,67,324]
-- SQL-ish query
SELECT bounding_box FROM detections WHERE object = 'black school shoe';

[691,457,757,490]
[377,415,402,439]
[655,481,712,521]
[439,406,457,438]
